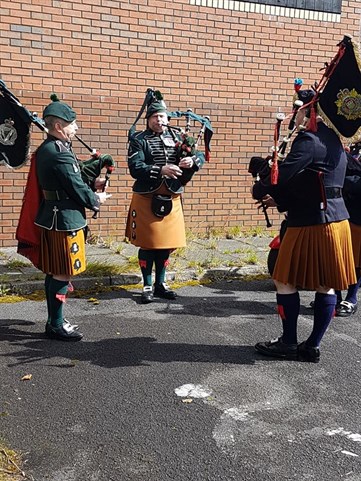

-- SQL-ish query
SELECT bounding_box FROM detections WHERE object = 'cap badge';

[335,88,361,121]
[0,118,17,146]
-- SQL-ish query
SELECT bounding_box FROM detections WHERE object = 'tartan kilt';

[273,219,356,290]
[38,228,86,276]
[350,222,361,269]
[125,190,186,250]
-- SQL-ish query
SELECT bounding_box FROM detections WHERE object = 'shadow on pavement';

[0,323,261,367]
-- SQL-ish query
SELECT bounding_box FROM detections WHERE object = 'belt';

[42,189,70,201]
[325,187,342,199]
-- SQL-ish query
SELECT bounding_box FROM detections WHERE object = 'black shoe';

[44,318,79,334]
[297,341,320,363]
[141,286,154,304]
[153,283,177,300]
[63,318,79,330]
[45,323,83,342]
[255,336,298,360]
[336,300,357,317]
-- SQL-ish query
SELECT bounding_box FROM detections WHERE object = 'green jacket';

[34,136,100,231]
[128,129,204,194]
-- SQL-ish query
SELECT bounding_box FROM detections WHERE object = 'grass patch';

[201,257,222,269]
[119,255,139,273]
[0,284,11,297]
[205,227,224,239]
[85,261,124,277]
[0,441,25,480]
[244,253,258,265]
[241,226,270,238]
[113,243,124,255]
[185,260,205,276]
[4,260,30,270]
[171,247,187,258]
[225,226,243,239]
[205,239,218,250]
[185,228,199,243]
[224,260,243,267]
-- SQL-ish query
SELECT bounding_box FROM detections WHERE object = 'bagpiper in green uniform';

[126,94,205,303]
[35,96,111,341]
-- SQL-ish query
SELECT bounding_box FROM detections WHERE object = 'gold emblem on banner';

[335,88,361,121]
[0,118,17,146]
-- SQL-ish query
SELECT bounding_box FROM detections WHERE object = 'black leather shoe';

[63,318,79,330]
[297,341,320,363]
[141,286,154,304]
[255,337,297,360]
[336,300,357,317]
[44,318,79,333]
[153,283,177,300]
[45,323,83,342]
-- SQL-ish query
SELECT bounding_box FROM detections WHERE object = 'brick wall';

[0,0,360,246]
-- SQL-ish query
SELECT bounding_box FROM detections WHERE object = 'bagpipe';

[128,88,213,162]
[0,79,115,190]
[165,108,212,163]
[248,34,361,226]
[248,99,304,227]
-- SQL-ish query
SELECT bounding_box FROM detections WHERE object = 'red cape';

[16,152,42,268]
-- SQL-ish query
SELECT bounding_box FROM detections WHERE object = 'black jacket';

[128,129,204,194]
[253,123,349,227]
[343,152,361,226]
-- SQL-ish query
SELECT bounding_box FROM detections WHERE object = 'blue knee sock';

[345,275,361,305]
[335,290,342,304]
[276,292,300,345]
[306,292,337,348]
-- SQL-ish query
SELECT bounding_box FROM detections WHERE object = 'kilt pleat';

[273,220,356,290]
[39,229,86,276]
[350,222,361,269]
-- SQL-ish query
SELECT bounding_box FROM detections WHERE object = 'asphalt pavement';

[2,236,361,481]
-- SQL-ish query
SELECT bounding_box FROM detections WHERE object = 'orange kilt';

[350,222,361,269]
[125,189,186,250]
[273,220,356,290]
[38,228,86,276]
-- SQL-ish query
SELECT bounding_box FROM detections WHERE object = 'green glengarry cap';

[146,90,167,119]
[42,93,76,122]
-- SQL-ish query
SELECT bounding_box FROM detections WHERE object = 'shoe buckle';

[63,322,76,333]
[269,336,282,345]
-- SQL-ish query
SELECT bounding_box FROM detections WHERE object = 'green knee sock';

[45,274,52,324]
[48,278,69,328]
[138,249,155,286]
[154,249,171,285]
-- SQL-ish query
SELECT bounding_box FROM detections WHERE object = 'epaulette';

[54,139,71,153]
[131,130,146,140]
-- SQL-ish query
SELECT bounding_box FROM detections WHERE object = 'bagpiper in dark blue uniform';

[334,143,361,316]
[252,94,356,363]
